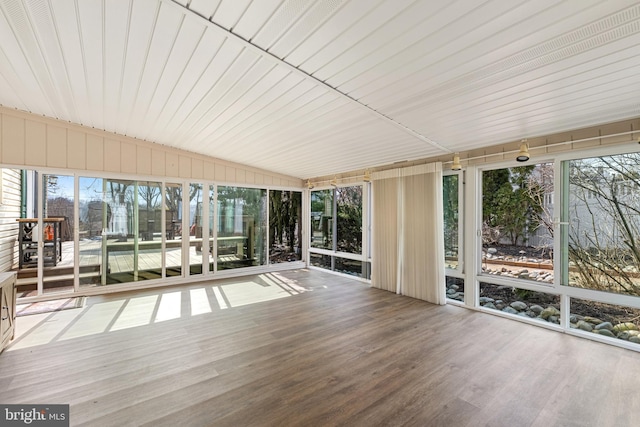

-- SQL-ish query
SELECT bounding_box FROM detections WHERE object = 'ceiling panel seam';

[160,0,451,154]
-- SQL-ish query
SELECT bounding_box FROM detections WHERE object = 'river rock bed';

[446,279,640,345]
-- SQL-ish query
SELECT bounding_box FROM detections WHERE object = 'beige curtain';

[371,163,445,305]
[371,175,401,293]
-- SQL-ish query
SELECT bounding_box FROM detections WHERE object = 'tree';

[336,186,362,253]
[567,153,640,296]
[443,175,459,255]
[482,166,542,246]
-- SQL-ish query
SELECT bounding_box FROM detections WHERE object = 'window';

[269,190,302,263]
[309,185,368,278]
[217,186,267,270]
[564,153,640,297]
[481,163,554,284]
[443,174,460,270]
[310,189,333,250]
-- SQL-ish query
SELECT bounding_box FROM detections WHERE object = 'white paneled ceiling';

[1,0,639,179]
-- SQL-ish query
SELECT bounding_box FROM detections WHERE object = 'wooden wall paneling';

[46,126,67,168]
[166,153,179,178]
[104,139,121,172]
[178,156,191,179]
[215,164,225,181]
[225,166,236,183]
[151,149,166,176]
[192,159,203,180]
[67,130,86,170]
[120,143,137,174]
[25,120,46,167]
[137,146,152,176]
[203,161,215,181]
[2,115,25,165]
[86,134,105,171]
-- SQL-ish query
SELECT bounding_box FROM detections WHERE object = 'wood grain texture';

[1,269,639,426]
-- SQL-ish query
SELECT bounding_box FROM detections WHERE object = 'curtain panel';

[371,163,445,305]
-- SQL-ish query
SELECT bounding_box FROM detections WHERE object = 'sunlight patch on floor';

[59,299,126,341]
[154,292,182,322]
[191,288,212,315]
[221,280,292,307]
[110,295,158,331]
[8,309,86,350]
[212,287,228,309]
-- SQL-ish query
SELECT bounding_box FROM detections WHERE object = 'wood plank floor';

[1,269,640,426]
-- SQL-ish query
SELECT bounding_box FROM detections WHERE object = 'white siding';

[0,169,21,271]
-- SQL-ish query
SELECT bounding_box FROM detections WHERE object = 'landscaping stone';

[540,306,560,320]
[618,331,631,340]
[529,305,543,314]
[502,307,518,315]
[583,316,604,325]
[613,322,639,333]
[576,320,593,332]
[594,322,613,331]
[595,329,616,338]
[510,301,528,311]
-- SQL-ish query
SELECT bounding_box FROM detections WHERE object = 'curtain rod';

[308,130,639,187]
[444,130,639,165]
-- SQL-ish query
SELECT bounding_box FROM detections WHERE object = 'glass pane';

[566,153,640,297]
[217,186,267,270]
[269,190,302,263]
[446,276,464,302]
[104,179,135,284]
[165,183,183,277]
[443,175,459,270]
[570,297,640,345]
[335,257,365,278]
[479,282,560,325]
[137,181,163,280]
[38,174,73,293]
[310,190,333,249]
[189,183,203,275]
[209,184,215,272]
[310,253,331,270]
[79,177,105,287]
[482,164,554,283]
[336,186,363,254]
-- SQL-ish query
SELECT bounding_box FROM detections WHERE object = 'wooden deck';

[1,269,639,426]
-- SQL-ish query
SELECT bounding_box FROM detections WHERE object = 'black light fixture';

[516,140,530,162]
[451,153,462,170]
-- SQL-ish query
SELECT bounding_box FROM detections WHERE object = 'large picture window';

[309,185,367,278]
[564,153,640,297]
[217,186,267,270]
[481,163,554,284]
[269,190,302,263]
